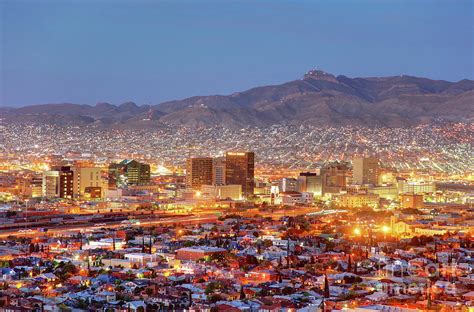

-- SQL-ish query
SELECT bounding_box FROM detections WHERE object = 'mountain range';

[2,70,473,128]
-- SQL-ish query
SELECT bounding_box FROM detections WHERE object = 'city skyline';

[0,1,473,311]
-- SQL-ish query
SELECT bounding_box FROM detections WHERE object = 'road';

[0,214,218,238]
[0,205,321,239]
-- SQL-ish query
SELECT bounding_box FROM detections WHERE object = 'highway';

[0,214,218,239]
[0,205,322,239]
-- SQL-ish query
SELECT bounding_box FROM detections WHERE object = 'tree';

[205,282,217,295]
[145,288,153,296]
[149,236,153,254]
[239,286,246,300]
[324,274,329,298]
[208,294,221,303]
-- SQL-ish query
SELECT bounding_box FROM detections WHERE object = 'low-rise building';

[175,247,226,261]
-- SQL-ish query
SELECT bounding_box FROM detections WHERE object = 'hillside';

[2,70,473,128]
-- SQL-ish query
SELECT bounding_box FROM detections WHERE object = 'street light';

[24,199,30,231]
[353,228,361,236]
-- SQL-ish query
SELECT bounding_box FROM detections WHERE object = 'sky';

[1,0,473,107]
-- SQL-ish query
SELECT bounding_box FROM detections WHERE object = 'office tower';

[352,157,379,185]
[42,171,59,198]
[109,160,151,187]
[298,172,322,196]
[279,178,299,193]
[21,174,43,198]
[186,157,213,190]
[212,157,226,186]
[225,152,255,198]
[321,162,348,194]
[74,167,108,198]
[52,166,74,199]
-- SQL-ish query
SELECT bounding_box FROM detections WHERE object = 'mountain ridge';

[2,70,473,128]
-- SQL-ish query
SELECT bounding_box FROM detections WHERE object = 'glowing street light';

[354,228,361,236]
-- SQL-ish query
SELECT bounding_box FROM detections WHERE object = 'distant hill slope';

[2,70,473,128]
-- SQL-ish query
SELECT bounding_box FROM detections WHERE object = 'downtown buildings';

[352,156,379,185]
[185,157,213,190]
[36,160,150,200]
[185,152,255,199]
[109,160,151,187]
[225,152,255,198]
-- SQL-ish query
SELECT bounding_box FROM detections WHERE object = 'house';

[175,247,226,261]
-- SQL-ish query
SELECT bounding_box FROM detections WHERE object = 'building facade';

[321,162,348,195]
[186,157,213,190]
[352,157,379,185]
[109,160,151,187]
[74,166,108,198]
[225,152,255,198]
[340,193,380,208]
[49,166,74,199]
[298,172,322,196]
[42,171,59,198]
[279,178,299,193]
[400,193,424,209]
[201,184,242,200]
[212,157,226,186]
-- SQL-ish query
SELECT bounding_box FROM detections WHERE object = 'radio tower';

[144,103,153,121]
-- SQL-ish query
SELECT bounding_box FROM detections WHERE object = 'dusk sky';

[1,0,473,107]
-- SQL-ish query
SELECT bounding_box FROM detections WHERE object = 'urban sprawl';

[0,122,472,311]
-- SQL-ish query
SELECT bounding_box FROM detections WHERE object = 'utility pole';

[24,199,29,231]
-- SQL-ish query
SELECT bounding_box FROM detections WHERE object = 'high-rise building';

[74,167,108,198]
[321,162,348,195]
[186,157,213,190]
[42,171,59,198]
[225,152,255,198]
[212,157,226,186]
[352,157,379,185]
[109,160,151,187]
[298,172,322,196]
[52,166,74,199]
